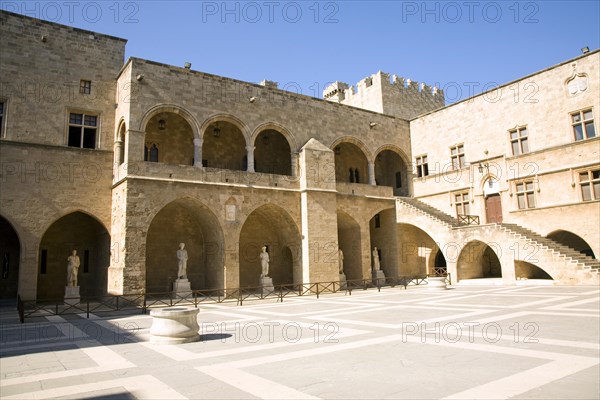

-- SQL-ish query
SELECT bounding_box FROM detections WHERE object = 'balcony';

[336,182,394,197]
[114,161,300,190]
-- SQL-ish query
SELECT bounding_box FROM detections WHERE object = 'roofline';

[410,49,600,121]
[0,10,127,42]
[118,57,409,122]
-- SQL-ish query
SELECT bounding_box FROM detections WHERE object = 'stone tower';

[323,71,444,120]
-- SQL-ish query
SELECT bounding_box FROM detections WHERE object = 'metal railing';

[16,274,448,323]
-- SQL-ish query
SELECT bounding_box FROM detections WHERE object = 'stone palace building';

[1,11,598,300]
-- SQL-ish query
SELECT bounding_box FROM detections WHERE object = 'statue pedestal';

[64,286,80,305]
[173,278,192,298]
[260,276,274,296]
[372,270,386,286]
[339,273,347,290]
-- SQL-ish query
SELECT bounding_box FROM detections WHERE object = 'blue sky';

[4,1,600,103]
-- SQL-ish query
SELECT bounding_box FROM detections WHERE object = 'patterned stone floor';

[1,285,598,399]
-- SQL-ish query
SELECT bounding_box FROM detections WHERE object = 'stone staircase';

[499,223,600,275]
[397,197,600,280]
[396,197,461,228]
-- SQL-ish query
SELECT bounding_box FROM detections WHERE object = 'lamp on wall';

[213,123,221,137]
[478,150,490,175]
[158,119,166,130]
[334,146,341,155]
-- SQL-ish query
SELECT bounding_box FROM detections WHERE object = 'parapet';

[260,80,279,89]
[324,71,445,119]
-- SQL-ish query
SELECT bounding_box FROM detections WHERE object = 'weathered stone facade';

[0,11,598,300]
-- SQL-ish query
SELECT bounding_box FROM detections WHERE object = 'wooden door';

[485,194,503,223]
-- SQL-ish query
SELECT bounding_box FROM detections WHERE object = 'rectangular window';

[68,112,97,149]
[80,80,91,95]
[510,127,529,155]
[455,192,470,216]
[40,249,47,274]
[579,169,600,201]
[516,181,536,209]
[416,155,429,177]
[572,109,595,141]
[450,144,465,170]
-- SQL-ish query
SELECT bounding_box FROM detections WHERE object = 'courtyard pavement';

[1,285,599,399]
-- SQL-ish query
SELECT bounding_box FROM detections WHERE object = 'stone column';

[368,162,376,185]
[193,138,203,167]
[291,153,299,177]
[114,139,123,166]
[246,145,256,173]
[299,139,339,284]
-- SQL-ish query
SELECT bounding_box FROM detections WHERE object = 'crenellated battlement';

[324,71,444,120]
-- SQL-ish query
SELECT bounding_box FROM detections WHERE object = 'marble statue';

[177,243,188,279]
[338,248,344,274]
[67,250,80,287]
[372,247,380,271]
[260,246,270,277]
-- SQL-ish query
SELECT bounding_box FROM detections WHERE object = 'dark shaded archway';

[0,216,20,299]
[202,121,247,171]
[375,149,409,196]
[547,230,596,258]
[432,249,447,276]
[515,260,553,280]
[144,112,194,165]
[334,142,369,184]
[239,204,301,288]
[38,212,110,299]
[337,211,362,280]
[396,223,437,276]
[457,241,502,280]
[146,198,224,292]
[254,129,292,175]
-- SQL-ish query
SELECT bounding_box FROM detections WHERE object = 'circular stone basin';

[149,306,200,344]
[427,276,448,290]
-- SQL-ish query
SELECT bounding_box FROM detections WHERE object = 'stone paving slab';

[0,285,598,399]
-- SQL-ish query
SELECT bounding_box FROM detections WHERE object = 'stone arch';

[330,136,373,162]
[397,223,438,276]
[547,230,596,258]
[0,215,21,299]
[201,114,251,171]
[252,125,293,176]
[374,145,410,196]
[145,197,224,292]
[116,119,126,165]
[457,240,502,281]
[515,260,553,280]
[251,122,297,152]
[337,210,362,280]
[481,174,501,194]
[115,118,126,141]
[331,137,372,184]
[143,111,195,165]
[239,204,302,288]
[139,104,201,139]
[199,113,252,145]
[38,211,111,299]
